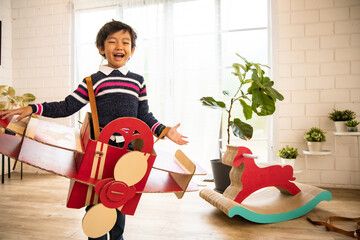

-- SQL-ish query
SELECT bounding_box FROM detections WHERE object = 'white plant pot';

[334,121,347,132]
[281,158,295,168]
[307,141,323,152]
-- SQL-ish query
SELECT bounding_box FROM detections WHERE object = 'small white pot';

[334,121,347,132]
[307,141,323,152]
[281,158,295,168]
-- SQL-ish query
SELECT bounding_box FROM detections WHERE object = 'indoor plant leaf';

[200,97,226,110]
[22,93,36,102]
[8,87,15,98]
[251,88,275,116]
[230,118,253,140]
[239,99,253,120]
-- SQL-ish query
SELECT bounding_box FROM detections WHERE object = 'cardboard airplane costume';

[0,113,206,238]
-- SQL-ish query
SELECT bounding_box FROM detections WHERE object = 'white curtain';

[74,0,222,170]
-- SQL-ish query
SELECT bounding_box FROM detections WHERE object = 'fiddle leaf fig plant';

[0,85,36,110]
[200,54,284,144]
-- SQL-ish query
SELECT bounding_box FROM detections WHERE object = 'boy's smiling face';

[99,30,135,69]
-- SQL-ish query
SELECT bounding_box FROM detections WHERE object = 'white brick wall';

[11,0,73,127]
[0,0,12,86]
[275,0,360,189]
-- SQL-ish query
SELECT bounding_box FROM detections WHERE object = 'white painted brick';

[279,91,292,103]
[350,172,360,185]
[19,68,35,79]
[351,61,360,74]
[320,89,350,102]
[335,103,360,115]
[319,116,335,130]
[279,39,291,51]
[350,89,360,102]
[295,170,321,184]
[351,33,360,46]
[291,0,305,10]
[292,90,319,103]
[52,87,71,98]
[335,75,360,88]
[334,0,360,7]
[350,5,360,19]
[27,38,44,48]
[13,38,28,49]
[291,10,319,23]
[292,63,319,76]
[12,0,27,8]
[277,0,291,12]
[279,129,305,143]
[305,0,334,9]
[292,116,319,129]
[278,64,291,77]
[35,5,53,16]
[320,35,350,48]
[36,26,53,37]
[305,22,333,36]
[278,117,292,129]
[306,49,334,63]
[321,171,351,184]
[279,77,306,90]
[306,155,334,170]
[279,51,305,63]
[28,77,44,89]
[44,76,63,88]
[12,18,28,29]
[306,76,335,89]
[43,35,62,47]
[18,7,35,18]
[36,46,53,57]
[44,14,63,25]
[278,103,305,116]
[306,103,334,116]
[36,67,53,77]
[27,16,45,27]
[279,24,305,38]
[52,3,70,14]
[28,0,45,7]
[335,20,360,34]
[334,135,359,144]
[53,66,70,77]
[334,144,351,157]
[320,7,350,22]
[321,62,350,75]
[336,47,360,61]
[292,37,319,50]
[278,12,290,25]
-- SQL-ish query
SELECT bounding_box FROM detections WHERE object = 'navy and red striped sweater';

[30,65,166,137]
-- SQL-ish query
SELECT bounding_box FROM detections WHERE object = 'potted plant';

[0,85,36,134]
[278,145,298,168]
[200,54,284,193]
[328,109,356,132]
[345,120,359,132]
[304,127,326,152]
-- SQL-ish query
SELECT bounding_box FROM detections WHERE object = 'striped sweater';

[30,65,166,137]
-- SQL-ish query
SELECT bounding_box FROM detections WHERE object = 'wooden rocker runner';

[200,145,332,223]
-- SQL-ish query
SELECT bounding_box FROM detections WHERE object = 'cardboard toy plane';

[0,113,206,238]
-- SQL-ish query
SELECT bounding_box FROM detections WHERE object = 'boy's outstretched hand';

[166,123,188,145]
[0,106,33,122]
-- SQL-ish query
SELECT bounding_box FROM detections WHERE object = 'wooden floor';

[0,173,359,240]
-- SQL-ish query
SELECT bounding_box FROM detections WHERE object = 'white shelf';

[333,132,360,136]
[303,150,331,155]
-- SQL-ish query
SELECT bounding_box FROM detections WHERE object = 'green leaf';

[200,97,226,110]
[265,87,284,101]
[0,101,7,110]
[239,99,253,120]
[22,93,36,102]
[8,87,15,98]
[252,88,276,116]
[0,85,6,94]
[230,118,253,140]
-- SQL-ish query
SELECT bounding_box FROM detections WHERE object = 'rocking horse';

[200,145,332,223]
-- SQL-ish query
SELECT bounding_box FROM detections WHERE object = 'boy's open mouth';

[114,54,125,60]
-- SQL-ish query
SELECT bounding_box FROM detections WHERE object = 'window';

[74,0,271,169]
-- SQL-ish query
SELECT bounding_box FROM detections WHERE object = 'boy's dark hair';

[96,20,137,58]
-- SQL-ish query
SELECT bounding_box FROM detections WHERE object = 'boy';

[0,20,188,240]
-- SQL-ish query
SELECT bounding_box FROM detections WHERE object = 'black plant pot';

[210,159,231,193]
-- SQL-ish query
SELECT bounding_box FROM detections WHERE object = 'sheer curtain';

[74,0,222,170]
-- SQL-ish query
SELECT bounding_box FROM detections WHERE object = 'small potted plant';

[304,127,326,152]
[328,109,356,132]
[345,120,359,132]
[278,145,298,168]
